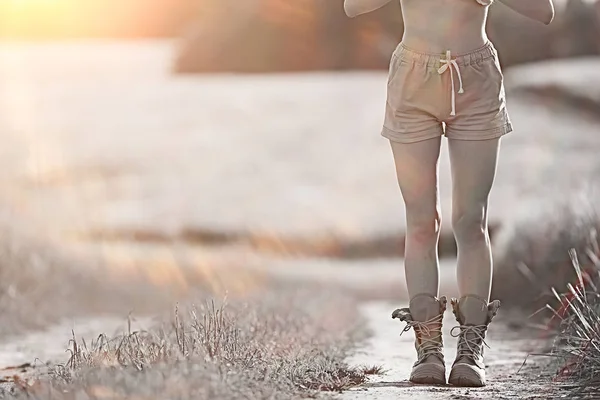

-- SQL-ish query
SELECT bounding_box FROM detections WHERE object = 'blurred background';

[1,0,599,69]
[0,0,599,310]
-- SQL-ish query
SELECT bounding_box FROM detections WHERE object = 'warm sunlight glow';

[0,0,197,38]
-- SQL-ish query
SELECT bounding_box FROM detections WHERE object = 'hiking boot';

[448,295,501,387]
[392,294,447,385]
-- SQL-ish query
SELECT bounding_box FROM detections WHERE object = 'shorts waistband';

[393,41,497,67]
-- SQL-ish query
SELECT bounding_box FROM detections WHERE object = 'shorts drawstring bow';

[438,50,464,116]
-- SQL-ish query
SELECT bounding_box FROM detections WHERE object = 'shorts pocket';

[453,55,509,127]
[460,57,504,110]
[387,56,408,88]
[386,58,425,116]
[488,55,507,103]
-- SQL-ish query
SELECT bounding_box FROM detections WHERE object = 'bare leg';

[389,137,442,299]
[448,138,501,301]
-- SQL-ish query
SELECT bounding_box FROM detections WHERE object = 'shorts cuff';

[445,122,513,141]
[381,126,443,144]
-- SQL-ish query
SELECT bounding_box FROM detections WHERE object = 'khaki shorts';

[382,42,513,143]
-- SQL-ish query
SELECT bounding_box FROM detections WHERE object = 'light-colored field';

[1,41,599,246]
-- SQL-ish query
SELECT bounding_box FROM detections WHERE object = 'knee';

[406,208,442,244]
[452,207,487,244]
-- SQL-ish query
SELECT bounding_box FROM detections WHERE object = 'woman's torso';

[399,0,490,54]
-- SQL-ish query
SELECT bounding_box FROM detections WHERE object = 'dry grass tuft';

[360,365,386,375]
[0,209,367,399]
[3,286,367,399]
[489,182,600,395]
[541,244,600,397]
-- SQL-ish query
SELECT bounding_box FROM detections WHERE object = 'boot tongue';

[457,296,489,326]
[409,294,445,321]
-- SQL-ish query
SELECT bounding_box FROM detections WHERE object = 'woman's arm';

[497,0,555,25]
[343,0,393,18]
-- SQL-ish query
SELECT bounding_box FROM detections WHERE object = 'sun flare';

[0,0,194,38]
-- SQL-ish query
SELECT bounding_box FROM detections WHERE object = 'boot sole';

[410,363,446,385]
[448,364,486,387]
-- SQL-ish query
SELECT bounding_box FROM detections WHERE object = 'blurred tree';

[173,0,600,73]
[487,4,556,67]
[321,1,353,69]
[174,0,403,73]
[559,0,600,56]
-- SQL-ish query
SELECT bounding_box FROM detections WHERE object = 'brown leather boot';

[448,295,501,387]
[392,294,447,385]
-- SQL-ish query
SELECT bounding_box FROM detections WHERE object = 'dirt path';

[340,302,560,400]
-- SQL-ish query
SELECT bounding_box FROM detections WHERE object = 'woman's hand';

[497,0,555,25]
[343,0,393,18]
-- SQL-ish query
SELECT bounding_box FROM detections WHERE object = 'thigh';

[448,138,501,214]
[389,137,442,212]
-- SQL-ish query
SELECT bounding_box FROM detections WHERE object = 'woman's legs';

[389,137,442,299]
[447,138,501,301]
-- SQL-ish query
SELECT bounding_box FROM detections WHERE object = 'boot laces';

[450,325,490,360]
[401,313,444,360]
